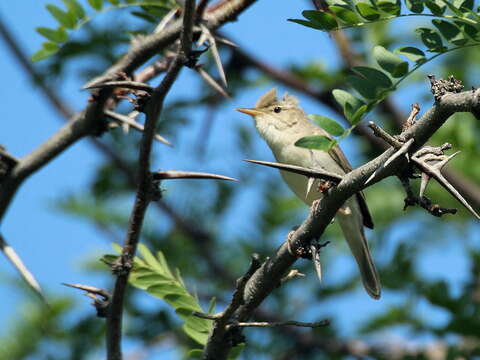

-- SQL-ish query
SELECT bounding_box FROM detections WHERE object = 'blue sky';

[0,0,478,357]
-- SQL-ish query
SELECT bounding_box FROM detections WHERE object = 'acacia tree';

[1,0,480,359]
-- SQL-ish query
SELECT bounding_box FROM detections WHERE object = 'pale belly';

[273,145,345,206]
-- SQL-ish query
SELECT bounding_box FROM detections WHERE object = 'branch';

[202,88,480,359]
[85,0,259,88]
[105,1,196,358]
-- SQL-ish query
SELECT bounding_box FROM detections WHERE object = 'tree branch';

[201,88,480,359]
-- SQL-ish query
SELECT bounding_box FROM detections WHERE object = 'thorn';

[384,138,414,167]
[199,24,227,88]
[419,172,430,198]
[306,177,315,198]
[310,244,322,283]
[195,65,230,98]
[365,170,377,185]
[152,170,237,181]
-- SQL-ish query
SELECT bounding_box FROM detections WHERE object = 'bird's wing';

[307,124,375,229]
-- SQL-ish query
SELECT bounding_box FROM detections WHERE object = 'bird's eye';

[273,106,282,113]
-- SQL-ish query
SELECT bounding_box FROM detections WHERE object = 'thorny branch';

[201,83,480,359]
[105,1,196,359]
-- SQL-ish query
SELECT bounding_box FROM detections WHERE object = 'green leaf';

[425,0,446,15]
[415,27,447,52]
[88,0,103,10]
[36,27,68,43]
[352,66,392,88]
[133,274,170,288]
[183,323,209,345]
[394,46,426,63]
[309,115,345,136]
[454,21,480,41]
[432,19,468,45]
[188,350,204,358]
[458,0,473,10]
[349,104,368,125]
[330,5,360,24]
[177,308,212,332]
[207,297,216,314]
[46,4,76,29]
[227,344,245,360]
[377,0,401,14]
[294,135,335,151]
[31,42,59,62]
[442,0,465,16]
[347,75,379,99]
[302,10,338,30]
[355,3,381,20]
[405,0,424,12]
[107,0,120,4]
[332,89,364,120]
[61,0,85,19]
[164,294,202,312]
[288,19,322,30]
[373,46,409,77]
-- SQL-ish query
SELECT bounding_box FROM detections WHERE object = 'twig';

[104,110,172,146]
[105,2,196,358]
[244,159,343,183]
[152,170,237,181]
[368,122,403,148]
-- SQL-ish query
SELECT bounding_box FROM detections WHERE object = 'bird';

[236,88,381,299]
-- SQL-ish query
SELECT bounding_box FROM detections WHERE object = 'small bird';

[236,88,381,299]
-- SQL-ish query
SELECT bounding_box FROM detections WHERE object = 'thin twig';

[152,170,237,181]
[105,1,197,358]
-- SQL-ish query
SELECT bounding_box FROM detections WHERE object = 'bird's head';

[236,88,306,140]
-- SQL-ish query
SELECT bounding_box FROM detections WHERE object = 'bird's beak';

[235,108,263,117]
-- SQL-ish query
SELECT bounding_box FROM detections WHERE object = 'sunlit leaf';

[395,46,426,63]
[31,42,59,61]
[302,10,338,30]
[373,46,409,77]
[36,27,68,43]
[330,5,360,24]
[352,66,392,88]
[332,89,365,120]
[294,135,335,151]
[405,0,424,13]
[356,3,381,20]
[415,27,447,52]
[309,115,345,136]
[88,0,103,10]
[61,0,85,20]
[432,19,468,45]
[46,4,76,29]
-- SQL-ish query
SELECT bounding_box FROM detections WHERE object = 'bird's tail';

[336,198,381,299]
